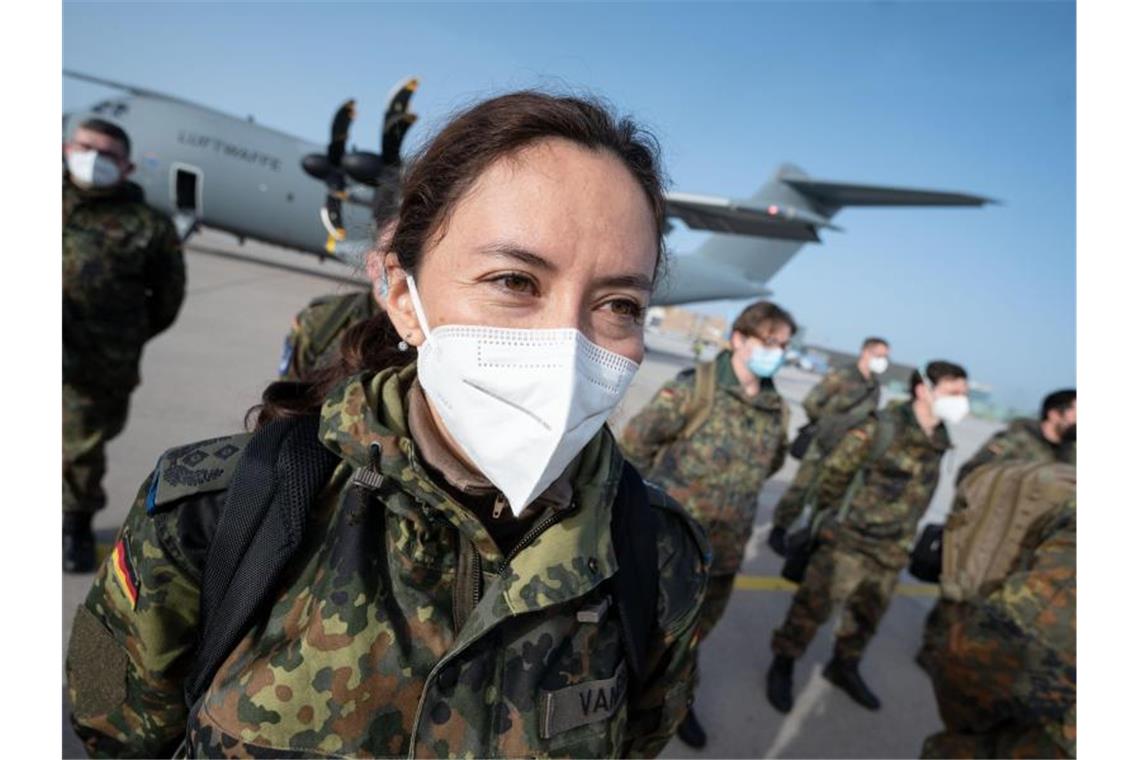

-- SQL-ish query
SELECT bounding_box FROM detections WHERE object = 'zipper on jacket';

[471,547,483,609]
[498,503,575,576]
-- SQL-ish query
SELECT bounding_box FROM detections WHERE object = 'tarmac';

[62,228,1003,758]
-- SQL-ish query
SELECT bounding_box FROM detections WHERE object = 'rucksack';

[938,460,1076,601]
[183,413,660,708]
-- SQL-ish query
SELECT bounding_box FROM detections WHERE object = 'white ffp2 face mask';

[868,356,889,375]
[406,275,639,514]
[66,149,121,188]
[931,393,970,425]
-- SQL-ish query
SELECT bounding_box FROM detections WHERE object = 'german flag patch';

[111,537,140,609]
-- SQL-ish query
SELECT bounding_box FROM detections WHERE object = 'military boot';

[63,512,96,574]
[676,708,707,748]
[765,654,795,713]
[823,657,881,710]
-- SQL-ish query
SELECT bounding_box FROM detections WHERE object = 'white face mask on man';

[930,390,970,424]
[868,356,889,375]
[406,275,640,515]
[66,149,122,189]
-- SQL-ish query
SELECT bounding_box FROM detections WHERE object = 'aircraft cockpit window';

[92,100,130,118]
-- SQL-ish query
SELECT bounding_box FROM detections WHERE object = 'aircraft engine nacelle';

[301,153,333,182]
[342,152,386,186]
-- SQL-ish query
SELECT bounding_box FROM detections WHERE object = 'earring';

[397,340,408,352]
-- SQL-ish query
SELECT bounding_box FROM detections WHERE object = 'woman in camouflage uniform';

[67,92,709,758]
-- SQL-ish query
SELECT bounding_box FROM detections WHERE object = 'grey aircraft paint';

[64,74,993,305]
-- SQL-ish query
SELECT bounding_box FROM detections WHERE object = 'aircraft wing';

[781,178,995,214]
[665,192,840,243]
[64,69,201,108]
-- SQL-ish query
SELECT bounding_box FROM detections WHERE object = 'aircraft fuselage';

[63,96,375,260]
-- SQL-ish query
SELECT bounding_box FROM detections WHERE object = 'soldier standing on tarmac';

[769,337,888,554]
[62,118,185,573]
[766,361,969,714]
[622,299,795,748]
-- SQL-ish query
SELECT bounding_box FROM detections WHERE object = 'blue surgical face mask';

[747,346,784,378]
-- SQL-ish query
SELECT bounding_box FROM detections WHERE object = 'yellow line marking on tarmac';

[734,574,940,597]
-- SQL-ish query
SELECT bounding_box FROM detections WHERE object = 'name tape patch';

[539,660,627,739]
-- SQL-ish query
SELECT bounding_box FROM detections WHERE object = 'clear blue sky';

[63,1,1075,413]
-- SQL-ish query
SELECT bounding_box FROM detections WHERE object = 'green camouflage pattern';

[770,525,902,661]
[773,364,880,530]
[921,419,1077,670]
[814,400,951,570]
[770,400,950,662]
[620,350,789,577]
[280,290,378,381]
[63,176,185,392]
[68,363,709,758]
[801,364,881,424]
[920,501,1076,759]
[62,383,130,514]
[954,418,1076,494]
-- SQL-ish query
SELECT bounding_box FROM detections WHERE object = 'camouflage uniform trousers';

[771,537,900,662]
[63,383,131,515]
[772,440,825,531]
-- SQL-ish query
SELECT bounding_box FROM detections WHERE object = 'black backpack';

[183,414,660,708]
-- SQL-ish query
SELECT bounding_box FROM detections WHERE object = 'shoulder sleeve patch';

[150,432,253,511]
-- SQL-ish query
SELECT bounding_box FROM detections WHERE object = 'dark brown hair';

[731,300,798,340]
[862,336,889,351]
[909,360,969,398]
[251,91,668,429]
[77,117,132,157]
[1041,389,1076,421]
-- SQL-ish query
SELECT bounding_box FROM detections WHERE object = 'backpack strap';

[679,360,717,439]
[836,412,897,524]
[184,413,340,707]
[609,461,661,703]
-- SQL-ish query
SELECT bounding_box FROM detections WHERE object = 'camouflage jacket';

[802,363,880,424]
[620,350,789,576]
[816,400,951,569]
[63,176,186,391]
[922,501,1076,759]
[955,418,1076,489]
[280,290,379,381]
[67,364,709,759]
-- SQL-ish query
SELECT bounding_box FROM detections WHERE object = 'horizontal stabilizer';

[782,177,995,214]
[665,192,831,242]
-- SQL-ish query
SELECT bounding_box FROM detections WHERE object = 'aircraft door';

[170,163,203,241]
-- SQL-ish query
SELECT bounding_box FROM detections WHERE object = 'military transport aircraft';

[63,71,994,305]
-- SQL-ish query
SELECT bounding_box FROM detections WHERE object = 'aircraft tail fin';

[688,163,994,288]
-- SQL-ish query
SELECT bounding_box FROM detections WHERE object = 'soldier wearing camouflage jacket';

[620,298,796,748]
[67,364,710,758]
[772,346,884,537]
[954,415,1076,494]
[280,290,380,381]
[622,350,789,585]
[921,500,1076,759]
[768,365,966,714]
[63,119,186,573]
[918,390,1076,679]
